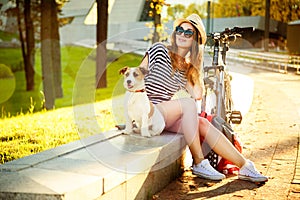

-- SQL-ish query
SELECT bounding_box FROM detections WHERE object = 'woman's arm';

[186,80,204,100]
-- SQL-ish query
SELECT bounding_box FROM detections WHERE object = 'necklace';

[177,58,187,71]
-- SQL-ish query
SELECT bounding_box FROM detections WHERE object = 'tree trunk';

[152,11,161,43]
[264,0,270,52]
[41,0,55,109]
[16,0,26,74]
[51,0,63,98]
[96,0,108,88]
[24,0,35,91]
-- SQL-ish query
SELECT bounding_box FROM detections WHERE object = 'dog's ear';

[139,67,149,75]
[119,66,129,75]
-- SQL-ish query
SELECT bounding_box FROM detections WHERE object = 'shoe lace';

[242,162,261,177]
[199,162,219,175]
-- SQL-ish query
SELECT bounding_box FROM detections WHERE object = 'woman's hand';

[186,80,204,100]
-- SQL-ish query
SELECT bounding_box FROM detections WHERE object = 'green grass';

[0,48,23,72]
[0,71,43,117]
[0,108,80,163]
[0,30,18,41]
[0,46,142,116]
[0,99,121,163]
[0,45,143,164]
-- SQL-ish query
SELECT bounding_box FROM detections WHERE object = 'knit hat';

[173,14,207,45]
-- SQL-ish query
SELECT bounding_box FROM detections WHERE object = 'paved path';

[154,61,300,199]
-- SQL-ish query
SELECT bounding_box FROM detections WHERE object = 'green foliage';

[0,64,15,104]
[167,4,185,20]
[167,0,299,23]
[0,64,14,79]
[0,30,18,41]
[0,48,23,72]
[166,3,206,21]
[0,78,15,105]
[213,0,300,23]
[270,0,300,22]
[184,3,206,19]
[148,0,167,17]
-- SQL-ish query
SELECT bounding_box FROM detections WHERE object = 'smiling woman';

[138,13,268,183]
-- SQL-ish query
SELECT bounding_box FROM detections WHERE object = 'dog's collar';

[128,89,146,93]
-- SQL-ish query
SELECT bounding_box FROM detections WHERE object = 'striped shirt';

[145,43,187,104]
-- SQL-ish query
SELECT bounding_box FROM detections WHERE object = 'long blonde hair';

[167,25,204,86]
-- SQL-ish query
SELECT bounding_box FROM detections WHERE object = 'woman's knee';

[199,117,210,135]
[181,98,197,113]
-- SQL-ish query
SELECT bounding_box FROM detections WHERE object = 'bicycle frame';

[202,33,227,120]
[202,27,252,124]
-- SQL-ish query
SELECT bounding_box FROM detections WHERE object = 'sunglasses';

[175,26,194,38]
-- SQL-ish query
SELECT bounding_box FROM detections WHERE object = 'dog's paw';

[123,128,132,135]
[142,134,151,138]
[141,130,151,138]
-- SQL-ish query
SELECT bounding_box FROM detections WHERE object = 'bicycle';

[201,26,254,124]
[199,27,255,170]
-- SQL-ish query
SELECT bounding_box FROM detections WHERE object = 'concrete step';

[0,130,186,200]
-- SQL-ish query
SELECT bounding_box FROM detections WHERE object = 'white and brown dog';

[119,66,165,137]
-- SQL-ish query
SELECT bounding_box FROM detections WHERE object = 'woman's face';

[175,22,195,49]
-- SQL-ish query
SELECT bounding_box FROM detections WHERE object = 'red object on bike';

[199,111,213,122]
[199,111,243,175]
[217,134,242,174]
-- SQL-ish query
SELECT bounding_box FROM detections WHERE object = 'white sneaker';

[192,159,226,181]
[238,160,268,183]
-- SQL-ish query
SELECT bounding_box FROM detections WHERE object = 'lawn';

[0,46,143,116]
[0,45,143,164]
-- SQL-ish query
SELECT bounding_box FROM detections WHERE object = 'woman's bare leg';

[157,98,266,182]
[198,117,246,168]
[157,98,246,167]
[156,98,205,164]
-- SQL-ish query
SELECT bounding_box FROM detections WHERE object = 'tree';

[166,3,206,21]
[51,0,63,98]
[184,3,206,19]
[41,0,54,109]
[96,0,108,89]
[212,0,300,23]
[16,0,35,91]
[15,0,64,107]
[41,0,62,109]
[167,4,185,21]
[147,0,169,43]
[270,0,300,22]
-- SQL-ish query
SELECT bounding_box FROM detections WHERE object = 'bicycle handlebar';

[207,27,255,42]
[221,27,254,35]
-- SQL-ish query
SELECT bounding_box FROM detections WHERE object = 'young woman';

[140,14,268,183]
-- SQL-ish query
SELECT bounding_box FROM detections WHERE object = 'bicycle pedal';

[229,111,242,124]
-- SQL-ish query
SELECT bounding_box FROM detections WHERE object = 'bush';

[10,60,24,72]
[0,64,14,79]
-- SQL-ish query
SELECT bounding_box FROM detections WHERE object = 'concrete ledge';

[0,131,186,200]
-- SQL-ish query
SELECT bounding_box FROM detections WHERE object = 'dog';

[119,66,165,137]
